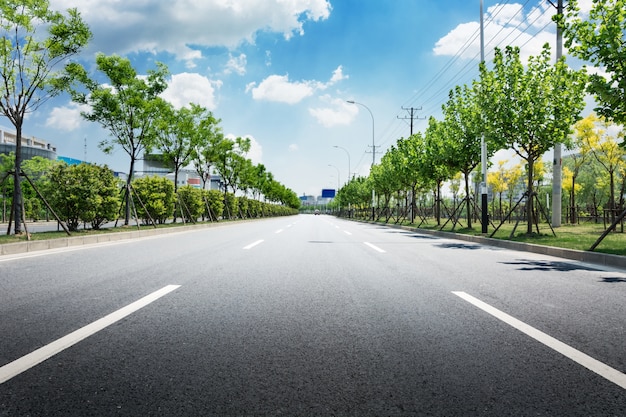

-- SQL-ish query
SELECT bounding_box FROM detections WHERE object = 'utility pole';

[550,0,564,228]
[397,106,424,136]
[480,0,489,233]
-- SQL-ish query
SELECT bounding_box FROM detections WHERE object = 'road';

[1,214,625,416]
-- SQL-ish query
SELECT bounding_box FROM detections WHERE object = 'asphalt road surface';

[1,214,625,416]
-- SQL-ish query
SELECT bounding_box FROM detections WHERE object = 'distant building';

[0,125,57,161]
[142,153,223,190]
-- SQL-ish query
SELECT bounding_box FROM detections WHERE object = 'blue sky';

[5,0,591,197]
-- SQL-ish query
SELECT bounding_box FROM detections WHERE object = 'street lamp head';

[346,100,355,104]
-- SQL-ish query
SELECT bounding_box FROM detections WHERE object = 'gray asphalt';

[1,214,625,416]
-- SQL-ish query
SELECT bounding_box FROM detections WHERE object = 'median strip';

[453,291,626,390]
[0,285,181,384]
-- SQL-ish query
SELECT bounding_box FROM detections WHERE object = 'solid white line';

[364,242,386,253]
[0,285,181,384]
[452,291,626,390]
[243,239,264,250]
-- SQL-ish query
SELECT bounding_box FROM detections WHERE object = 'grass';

[388,217,626,256]
[1,216,625,257]
[0,220,208,245]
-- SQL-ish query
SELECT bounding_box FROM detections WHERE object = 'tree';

[441,83,496,228]
[582,115,625,222]
[561,0,626,127]
[71,54,169,225]
[565,114,595,222]
[214,136,251,195]
[191,114,224,190]
[422,117,454,225]
[479,45,587,234]
[155,103,208,192]
[0,0,91,234]
[131,175,175,224]
[45,163,120,231]
[487,160,509,221]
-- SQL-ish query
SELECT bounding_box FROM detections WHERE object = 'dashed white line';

[275,229,284,234]
[343,230,352,236]
[453,291,626,391]
[364,242,386,253]
[243,239,264,250]
[0,285,181,385]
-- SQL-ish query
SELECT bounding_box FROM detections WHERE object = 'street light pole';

[328,164,340,190]
[346,100,376,220]
[333,145,351,184]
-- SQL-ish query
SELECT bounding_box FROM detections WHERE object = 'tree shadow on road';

[600,277,626,283]
[500,259,600,272]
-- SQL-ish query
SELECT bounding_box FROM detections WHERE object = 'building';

[0,126,57,161]
[142,153,223,190]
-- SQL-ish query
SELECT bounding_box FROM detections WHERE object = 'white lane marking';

[364,242,386,253]
[243,239,264,250]
[275,229,284,234]
[453,291,626,390]
[344,230,352,236]
[0,285,181,385]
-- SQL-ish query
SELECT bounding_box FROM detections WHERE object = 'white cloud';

[289,144,299,152]
[248,66,348,104]
[225,53,247,76]
[161,72,221,110]
[329,65,348,84]
[247,74,315,104]
[45,103,89,131]
[50,0,332,67]
[433,3,558,62]
[309,95,358,127]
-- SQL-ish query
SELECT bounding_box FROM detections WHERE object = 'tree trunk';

[13,123,23,235]
[125,157,135,226]
[526,156,535,234]
[464,172,472,228]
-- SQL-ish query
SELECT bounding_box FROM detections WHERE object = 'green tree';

[479,45,587,234]
[131,175,175,224]
[45,163,119,231]
[422,117,453,225]
[441,83,496,228]
[177,185,203,222]
[561,0,626,126]
[156,103,214,192]
[191,115,224,190]
[0,0,91,234]
[203,189,224,220]
[71,54,169,225]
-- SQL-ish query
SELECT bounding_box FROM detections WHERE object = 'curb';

[0,222,227,257]
[381,222,626,270]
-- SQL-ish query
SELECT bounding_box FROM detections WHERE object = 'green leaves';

[563,0,626,125]
[44,163,120,231]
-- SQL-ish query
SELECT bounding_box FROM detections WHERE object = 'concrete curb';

[378,222,626,270]
[0,222,227,257]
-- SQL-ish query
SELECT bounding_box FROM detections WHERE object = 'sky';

[4,0,594,197]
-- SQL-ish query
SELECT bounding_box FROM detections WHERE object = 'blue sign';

[321,189,336,198]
